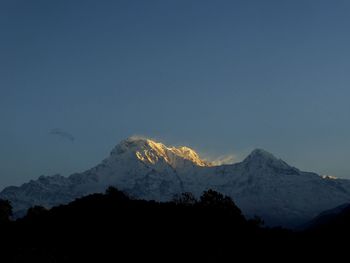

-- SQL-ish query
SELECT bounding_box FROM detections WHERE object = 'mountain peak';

[242,148,294,171]
[111,137,210,167]
[247,148,278,161]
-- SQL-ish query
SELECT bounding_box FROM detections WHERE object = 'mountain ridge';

[1,137,350,227]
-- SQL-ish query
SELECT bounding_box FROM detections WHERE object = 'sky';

[1,0,350,190]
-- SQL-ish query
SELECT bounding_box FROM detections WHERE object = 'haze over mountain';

[1,137,350,227]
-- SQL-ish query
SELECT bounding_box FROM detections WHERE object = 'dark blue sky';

[1,0,350,189]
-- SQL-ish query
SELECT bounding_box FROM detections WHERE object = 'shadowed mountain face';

[1,137,350,227]
[304,203,350,230]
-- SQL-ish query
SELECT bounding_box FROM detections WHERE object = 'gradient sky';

[1,0,350,190]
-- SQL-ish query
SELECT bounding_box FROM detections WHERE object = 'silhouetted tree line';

[0,188,349,262]
[0,199,12,223]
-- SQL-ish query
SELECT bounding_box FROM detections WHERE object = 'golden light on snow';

[135,139,211,167]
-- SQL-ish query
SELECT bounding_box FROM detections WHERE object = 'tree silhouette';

[105,186,129,201]
[199,189,242,216]
[173,192,197,205]
[26,206,48,219]
[0,199,12,223]
[249,215,264,227]
[0,188,315,261]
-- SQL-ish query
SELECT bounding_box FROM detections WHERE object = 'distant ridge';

[1,136,350,228]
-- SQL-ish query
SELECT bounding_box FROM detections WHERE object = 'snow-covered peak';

[110,137,210,168]
[110,137,150,154]
[167,146,209,167]
[242,148,294,172]
[245,149,278,162]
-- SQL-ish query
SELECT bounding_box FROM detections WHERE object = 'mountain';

[304,203,350,229]
[1,136,350,227]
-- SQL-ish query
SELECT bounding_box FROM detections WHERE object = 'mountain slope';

[303,203,350,229]
[1,137,350,227]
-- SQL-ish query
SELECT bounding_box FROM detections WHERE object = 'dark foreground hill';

[0,188,349,262]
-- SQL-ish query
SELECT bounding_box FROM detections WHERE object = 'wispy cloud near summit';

[209,154,238,166]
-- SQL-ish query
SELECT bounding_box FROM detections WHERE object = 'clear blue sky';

[1,0,350,189]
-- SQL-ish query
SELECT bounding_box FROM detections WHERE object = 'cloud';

[322,175,338,180]
[128,135,150,141]
[209,154,238,166]
[49,128,75,142]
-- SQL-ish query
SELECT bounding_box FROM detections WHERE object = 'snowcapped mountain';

[1,137,350,227]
